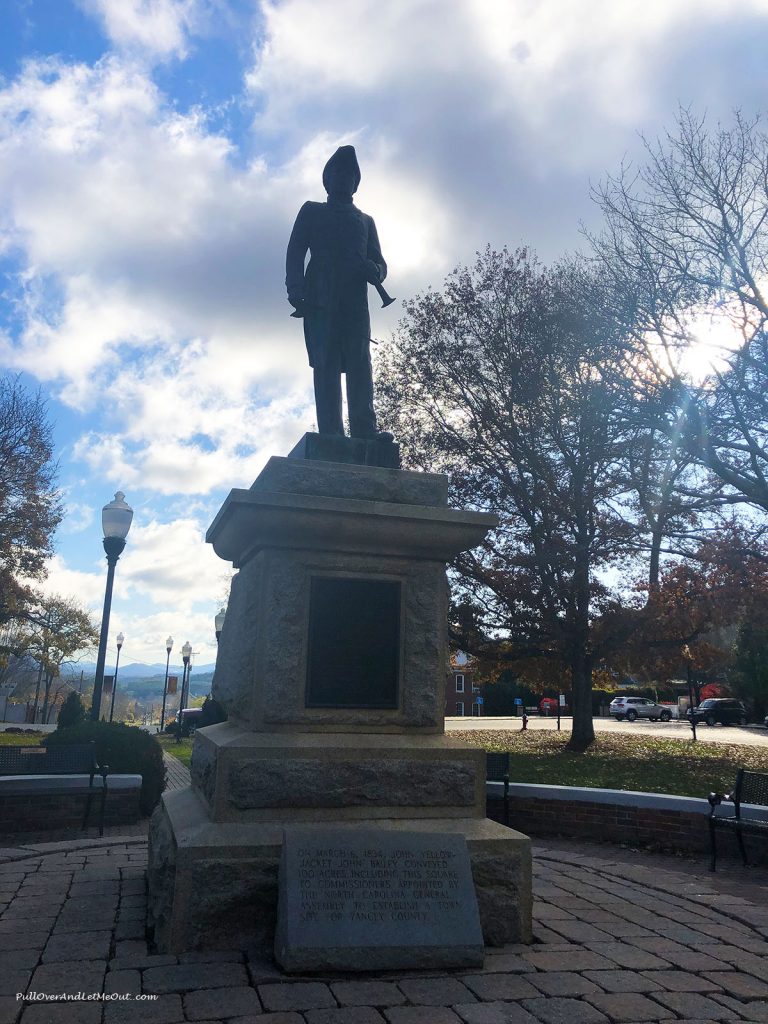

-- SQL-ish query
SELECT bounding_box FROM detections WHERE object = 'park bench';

[486,751,510,827]
[708,768,768,871]
[0,742,110,836]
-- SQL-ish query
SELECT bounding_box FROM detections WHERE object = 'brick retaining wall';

[488,794,709,851]
[0,788,141,832]
[487,782,767,864]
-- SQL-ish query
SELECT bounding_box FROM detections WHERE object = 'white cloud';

[70,354,315,494]
[41,516,225,614]
[39,512,232,664]
[41,554,107,608]
[78,0,204,60]
[0,53,333,489]
[0,57,300,386]
[60,501,96,534]
[0,276,174,404]
[3,0,768,509]
[251,0,768,137]
[248,0,768,251]
[106,607,222,668]
[119,516,224,606]
[5,0,768,665]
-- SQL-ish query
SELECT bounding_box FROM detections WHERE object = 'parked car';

[163,708,203,737]
[179,708,204,735]
[609,696,672,722]
[688,698,748,727]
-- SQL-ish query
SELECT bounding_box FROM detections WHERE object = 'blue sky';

[2,0,768,667]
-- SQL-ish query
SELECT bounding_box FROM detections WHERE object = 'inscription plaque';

[275,827,484,972]
[306,577,400,708]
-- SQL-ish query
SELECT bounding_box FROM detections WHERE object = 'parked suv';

[688,698,748,727]
[609,696,672,722]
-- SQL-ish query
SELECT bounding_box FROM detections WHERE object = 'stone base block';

[191,724,487,822]
[288,432,401,469]
[206,456,495,734]
[275,827,485,973]
[147,786,532,957]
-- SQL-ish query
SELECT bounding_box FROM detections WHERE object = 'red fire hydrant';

[521,713,529,731]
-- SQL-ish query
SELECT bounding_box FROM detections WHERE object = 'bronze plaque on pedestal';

[306,577,400,709]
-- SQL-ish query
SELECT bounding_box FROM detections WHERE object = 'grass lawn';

[11,727,764,799]
[0,731,46,745]
[0,728,192,767]
[452,729,768,799]
[156,733,193,766]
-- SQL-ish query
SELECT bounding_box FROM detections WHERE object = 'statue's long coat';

[285,198,387,370]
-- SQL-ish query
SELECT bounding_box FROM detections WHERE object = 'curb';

[0,834,147,865]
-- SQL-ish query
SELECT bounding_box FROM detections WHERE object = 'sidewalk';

[0,835,766,1024]
[163,752,192,791]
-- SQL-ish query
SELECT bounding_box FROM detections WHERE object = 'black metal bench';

[486,751,510,826]
[708,769,768,871]
[0,742,110,836]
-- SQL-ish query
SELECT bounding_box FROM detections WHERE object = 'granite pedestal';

[147,438,532,960]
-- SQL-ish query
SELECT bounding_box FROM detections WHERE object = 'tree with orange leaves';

[617,525,768,693]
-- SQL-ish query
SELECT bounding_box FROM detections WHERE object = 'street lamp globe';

[110,630,126,723]
[90,491,133,721]
[176,641,194,740]
[102,491,134,542]
[160,636,174,732]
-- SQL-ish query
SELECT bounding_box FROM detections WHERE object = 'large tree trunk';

[648,522,663,592]
[567,650,595,751]
[566,529,596,752]
[31,662,44,723]
[41,672,53,724]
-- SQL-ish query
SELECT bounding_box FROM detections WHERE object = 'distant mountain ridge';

[57,659,216,705]
[62,660,218,679]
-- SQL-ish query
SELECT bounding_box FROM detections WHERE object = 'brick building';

[445,653,483,717]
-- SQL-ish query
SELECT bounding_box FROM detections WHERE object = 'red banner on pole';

[167,675,178,695]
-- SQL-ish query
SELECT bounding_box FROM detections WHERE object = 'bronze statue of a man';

[286,146,392,440]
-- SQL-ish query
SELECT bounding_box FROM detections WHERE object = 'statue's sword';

[290,279,396,318]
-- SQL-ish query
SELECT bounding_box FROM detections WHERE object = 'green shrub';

[199,696,227,727]
[45,721,165,814]
[58,692,86,729]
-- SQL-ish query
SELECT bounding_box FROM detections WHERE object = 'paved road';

[446,714,768,748]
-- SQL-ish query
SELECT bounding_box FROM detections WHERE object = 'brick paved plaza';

[0,834,766,1024]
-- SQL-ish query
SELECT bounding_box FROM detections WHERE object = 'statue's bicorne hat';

[322,145,361,192]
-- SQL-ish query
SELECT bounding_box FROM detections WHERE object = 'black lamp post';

[108,631,124,723]
[215,607,226,644]
[683,644,698,743]
[160,636,173,732]
[91,492,133,721]
[176,640,192,740]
